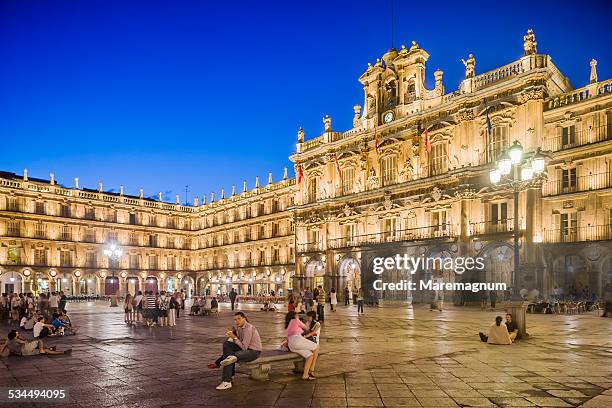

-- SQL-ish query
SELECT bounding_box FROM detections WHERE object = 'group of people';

[208,308,322,391]
[123,290,186,327]
[1,291,68,326]
[479,313,520,345]
[190,295,219,315]
[1,291,74,358]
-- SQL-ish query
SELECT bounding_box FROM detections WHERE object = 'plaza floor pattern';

[1,301,611,407]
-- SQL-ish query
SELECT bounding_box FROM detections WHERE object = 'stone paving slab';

[1,301,611,407]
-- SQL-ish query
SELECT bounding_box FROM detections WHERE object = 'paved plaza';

[1,301,611,408]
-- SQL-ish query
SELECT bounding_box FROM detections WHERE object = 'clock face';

[383,111,394,123]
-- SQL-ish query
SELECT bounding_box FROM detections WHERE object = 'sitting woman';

[287,300,296,312]
[203,296,213,315]
[190,297,201,316]
[210,296,218,312]
[285,311,319,380]
[505,313,519,342]
[303,311,321,343]
[479,316,512,345]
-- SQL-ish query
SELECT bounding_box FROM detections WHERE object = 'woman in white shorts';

[284,311,319,380]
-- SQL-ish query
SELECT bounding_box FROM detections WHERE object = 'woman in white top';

[329,288,338,312]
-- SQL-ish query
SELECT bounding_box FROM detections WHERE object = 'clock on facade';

[383,111,394,124]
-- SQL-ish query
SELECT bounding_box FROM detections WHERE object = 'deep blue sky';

[1,0,611,203]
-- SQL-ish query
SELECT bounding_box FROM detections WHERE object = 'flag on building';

[297,165,304,184]
[485,104,493,136]
[334,154,343,181]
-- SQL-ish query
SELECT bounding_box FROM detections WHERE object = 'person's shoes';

[479,332,488,343]
[64,349,72,355]
[207,363,218,369]
[215,381,232,390]
[220,356,238,366]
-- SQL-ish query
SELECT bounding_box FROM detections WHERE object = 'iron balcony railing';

[542,124,611,152]
[470,219,515,236]
[323,225,456,251]
[542,171,612,197]
[543,224,612,243]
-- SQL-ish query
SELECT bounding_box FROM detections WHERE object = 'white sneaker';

[220,355,238,366]
[216,381,232,390]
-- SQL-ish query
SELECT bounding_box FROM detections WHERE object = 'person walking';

[229,288,238,311]
[209,312,262,390]
[330,288,337,312]
[124,293,133,324]
[490,290,498,310]
[158,291,170,327]
[343,287,350,306]
[356,288,364,314]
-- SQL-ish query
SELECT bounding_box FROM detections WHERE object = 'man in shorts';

[1,330,70,356]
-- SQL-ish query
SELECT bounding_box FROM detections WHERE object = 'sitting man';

[208,312,262,390]
[478,316,512,345]
[1,330,70,357]
[190,297,201,316]
[505,313,519,342]
[52,313,77,335]
[20,311,38,331]
[33,316,57,339]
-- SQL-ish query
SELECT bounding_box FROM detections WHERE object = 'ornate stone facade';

[1,30,611,304]
[291,30,612,303]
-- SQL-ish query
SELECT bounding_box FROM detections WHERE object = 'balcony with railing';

[297,242,326,253]
[326,225,456,250]
[542,124,611,152]
[470,219,514,236]
[542,171,612,197]
[474,60,523,90]
[543,224,612,243]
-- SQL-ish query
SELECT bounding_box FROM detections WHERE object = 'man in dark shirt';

[505,313,519,342]
[228,288,238,311]
[59,291,67,312]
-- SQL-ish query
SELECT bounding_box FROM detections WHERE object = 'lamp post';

[490,140,547,337]
[103,243,123,307]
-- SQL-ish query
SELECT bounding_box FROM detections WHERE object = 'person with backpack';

[158,291,170,327]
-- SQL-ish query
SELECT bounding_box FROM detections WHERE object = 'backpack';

[159,297,169,311]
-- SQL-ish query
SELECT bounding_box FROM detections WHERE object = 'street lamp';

[489,141,547,301]
[103,243,123,307]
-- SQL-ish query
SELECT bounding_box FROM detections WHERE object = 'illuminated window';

[430,143,448,175]
[487,126,509,163]
[380,156,397,186]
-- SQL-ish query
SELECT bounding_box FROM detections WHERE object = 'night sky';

[1,0,611,203]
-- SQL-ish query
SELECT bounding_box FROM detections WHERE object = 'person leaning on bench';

[209,312,262,390]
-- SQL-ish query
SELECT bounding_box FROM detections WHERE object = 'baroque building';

[1,30,611,303]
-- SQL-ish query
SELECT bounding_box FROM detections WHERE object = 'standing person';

[10,294,21,326]
[158,291,169,327]
[168,294,178,326]
[26,293,35,316]
[59,291,67,313]
[133,291,143,323]
[175,292,182,319]
[480,290,488,310]
[356,288,364,314]
[316,285,326,322]
[284,311,319,380]
[124,293,133,324]
[209,312,262,390]
[48,292,59,317]
[143,291,156,327]
[490,290,497,310]
[329,289,337,312]
[601,282,612,317]
[18,294,26,320]
[229,288,238,311]
[343,287,350,306]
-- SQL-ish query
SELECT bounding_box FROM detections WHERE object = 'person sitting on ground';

[33,316,56,339]
[208,312,262,390]
[285,310,319,380]
[1,330,70,357]
[287,299,296,312]
[20,311,37,331]
[479,316,512,345]
[210,296,218,313]
[52,313,77,335]
[505,313,519,342]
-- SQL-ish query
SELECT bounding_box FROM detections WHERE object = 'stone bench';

[244,350,305,380]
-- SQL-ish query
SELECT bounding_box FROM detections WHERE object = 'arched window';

[340,167,355,195]
[405,79,416,103]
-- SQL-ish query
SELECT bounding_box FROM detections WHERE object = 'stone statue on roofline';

[523,29,537,56]
[461,54,476,79]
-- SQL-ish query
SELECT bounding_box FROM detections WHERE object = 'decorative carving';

[297,127,304,143]
[456,109,474,123]
[590,59,598,84]
[562,201,573,209]
[461,54,475,79]
[366,94,376,119]
[519,89,545,103]
[523,29,537,56]
[383,193,393,211]
[353,104,361,127]
[368,169,380,190]
[399,159,414,182]
[431,187,442,202]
